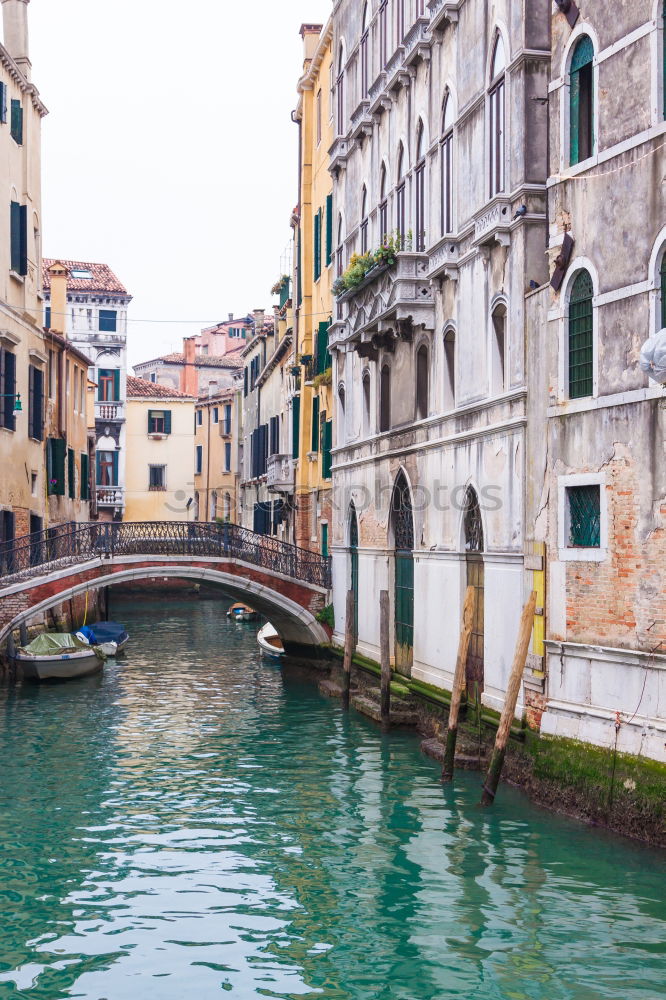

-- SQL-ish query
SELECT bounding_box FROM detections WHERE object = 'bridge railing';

[0,521,332,590]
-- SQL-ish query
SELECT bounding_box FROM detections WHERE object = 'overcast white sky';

[30,0,332,367]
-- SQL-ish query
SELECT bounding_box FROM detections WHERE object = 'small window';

[379,0,388,67]
[0,82,6,125]
[149,465,166,491]
[380,364,391,432]
[660,253,666,330]
[396,0,404,40]
[491,304,507,395]
[360,3,369,97]
[568,270,594,399]
[212,406,219,424]
[210,490,217,520]
[98,368,119,402]
[441,94,454,236]
[362,370,371,434]
[99,309,117,333]
[148,409,171,435]
[415,345,428,419]
[570,36,594,165]
[316,88,322,145]
[567,484,600,548]
[196,409,203,426]
[336,43,345,135]
[71,268,92,279]
[379,164,388,243]
[396,144,406,246]
[195,445,203,475]
[10,201,27,275]
[224,441,232,472]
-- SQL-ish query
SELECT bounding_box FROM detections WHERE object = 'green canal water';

[0,598,665,1000]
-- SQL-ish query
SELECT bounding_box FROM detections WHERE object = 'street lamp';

[0,392,22,412]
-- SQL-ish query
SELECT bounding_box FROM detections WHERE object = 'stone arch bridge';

[0,522,332,655]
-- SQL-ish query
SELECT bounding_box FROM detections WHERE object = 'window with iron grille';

[568,270,594,398]
[567,484,600,547]
[149,465,166,491]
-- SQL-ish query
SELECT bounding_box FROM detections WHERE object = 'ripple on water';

[0,597,664,1000]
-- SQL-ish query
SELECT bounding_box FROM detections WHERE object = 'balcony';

[96,485,125,508]
[95,401,124,422]
[266,455,295,494]
[428,0,465,32]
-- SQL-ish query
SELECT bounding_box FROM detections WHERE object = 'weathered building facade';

[328,0,549,712]
[194,386,240,524]
[524,1,666,761]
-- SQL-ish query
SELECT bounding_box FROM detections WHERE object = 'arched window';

[443,327,456,409]
[568,270,594,399]
[396,143,406,247]
[360,4,369,98]
[488,33,506,196]
[380,364,391,432]
[570,36,595,165]
[338,382,346,437]
[440,94,454,235]
[391,471,414,673]
[336,43,345,136]
[660,251,666,329]
[223,491,231,521]
[210,490,217,521]
[360,185,368,254]
[349,503,359,638]
[379,0,388,67]
[379,163,388,244]
[491,302,507,395]
[415,344,429,419]
[463,485,485,692]
[193,491,200,521]
[336,213,344,278]
[415,120,426,252]
[362,369,371,434]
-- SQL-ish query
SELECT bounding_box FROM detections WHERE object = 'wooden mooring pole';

[480,591,537,807]
[441,585,476,782]
[379,590,391,730]
[342,589,355,710]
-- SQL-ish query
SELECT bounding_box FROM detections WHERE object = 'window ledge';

[558,547,607,562]
[148,486,167,492]
[9,270,25,284]
[148,432,169,440]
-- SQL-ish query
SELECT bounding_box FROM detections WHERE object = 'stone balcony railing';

[96,486,125,508]
[266,455,295,494]
[95,401,124,422]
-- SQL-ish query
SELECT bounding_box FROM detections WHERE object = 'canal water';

[0,598,664,1000]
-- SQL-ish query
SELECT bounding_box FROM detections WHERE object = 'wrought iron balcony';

[266,454,295,493]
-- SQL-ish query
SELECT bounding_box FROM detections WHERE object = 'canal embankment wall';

[322,648,666,849]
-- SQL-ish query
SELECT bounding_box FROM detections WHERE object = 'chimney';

[182,337,198,396]
[2,0,31,80]
[300,23,323,64]
[47,261,68,335]
[253,309,265,334]
[228,313,233,322]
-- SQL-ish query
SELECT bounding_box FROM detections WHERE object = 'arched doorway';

[391,472,414,676]
[463,486,484,696]
[349,504,359,641]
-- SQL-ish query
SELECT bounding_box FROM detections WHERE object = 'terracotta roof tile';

[42,258,130,296]
[136,352,244,370]
[126,376,194,399]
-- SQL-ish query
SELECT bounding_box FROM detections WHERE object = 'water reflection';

[0,598,664,999]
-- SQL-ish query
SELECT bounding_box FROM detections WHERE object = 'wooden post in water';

[342,589,355,709]
[480,591,537,807]
[379,590,391,730]
[441,585,476,782]
[19,620,28,647]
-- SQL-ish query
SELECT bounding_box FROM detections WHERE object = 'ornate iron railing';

[0,521,332,590]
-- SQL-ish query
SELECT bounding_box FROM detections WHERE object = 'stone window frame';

[442,323,456,412]
[487,26,509,198]
[647,226,666,333]
[558,472,608,563]
[650,0,665,126]
[440,87,456,238]
[489,293,509,398]
[558,22,600,175]
[555,256,600,404]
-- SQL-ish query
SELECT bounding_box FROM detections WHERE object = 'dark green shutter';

[113,369,120,400]
[10,99,22,144]
[164,409,172,434]
[292,395,300,459]
[48,438,66,496]
[325,194,333,266]
[322,419,332,479]
[314,211,321,281]
[30,366,43,440]
[19,205,27,275]
[68,448,75,499]
[10,201,21,273]
[1,349,16,431]
[316,320,330,374]
[147,409,154,432]
[80,453,89,500]
[297,228,302,305]
[321,522,329,558]
[0,83,6,124]
[311,395,320,452]
[568,270,594,399]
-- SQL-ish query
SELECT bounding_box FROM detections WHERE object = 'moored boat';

[227,602,258,622]
[80,621,129,654]
[15,633,105,682]
[257,622,285,658]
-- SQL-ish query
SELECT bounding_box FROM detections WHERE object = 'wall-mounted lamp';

[0,392,22,413]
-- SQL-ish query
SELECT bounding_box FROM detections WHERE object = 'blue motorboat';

[78,621,129,654]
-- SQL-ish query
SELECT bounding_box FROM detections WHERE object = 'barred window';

[567,484,600,548]
[568,270,594,399]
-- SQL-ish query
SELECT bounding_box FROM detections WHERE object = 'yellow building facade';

[124,377,195,522]
[194,387,239,523]
[293,20,334,556]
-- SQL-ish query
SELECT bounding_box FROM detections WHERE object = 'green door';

[395,551,414,676]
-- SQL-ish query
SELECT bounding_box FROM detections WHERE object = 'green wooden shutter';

[311,395,320,452]
[322,419,333,479]
[314,211,321,281]
[28,365,34,438]
[297,228,302,305]
[10,99,22,144]
[147,409,154,433]
[49,438,66,496]
[0,83,6,124]
[80,453,89,500]
[164,410,172,434]
[68,448,76,499]
[113,369,120,400]
[19,204,27,276]
[10,201,21,273]
[32,367,43,440]
[568,270,594,399]
[321,522,329,558]
[316,320,330,374]
[292,395,300,459]
[2,350,16,431]
[325,194,333,266]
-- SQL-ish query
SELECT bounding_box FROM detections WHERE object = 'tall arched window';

[336,43,345,136]
[379,163,388,244]
[380,364,391,432]
[440,94,454,235]
[570,36,594,165]
[491,302,507,395]
[362,369,371,434]
[338,382,346,439]
[568,270,594,399]
[415,344,429,419]
[415,120,426,252]
[336,213,344,278]
[391,471,414,674]
[463,486,484,694]
[360,3,369,98]
[360,185,368,254]
[349,503,359,639]
[223,492,231,521]
[660,251,666,329]
[396,143,406,247]
[443,327,456,409]
[379,0,388,67]
[210,490,217,521]
[396,0,405,40]
[488,33,506,196]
